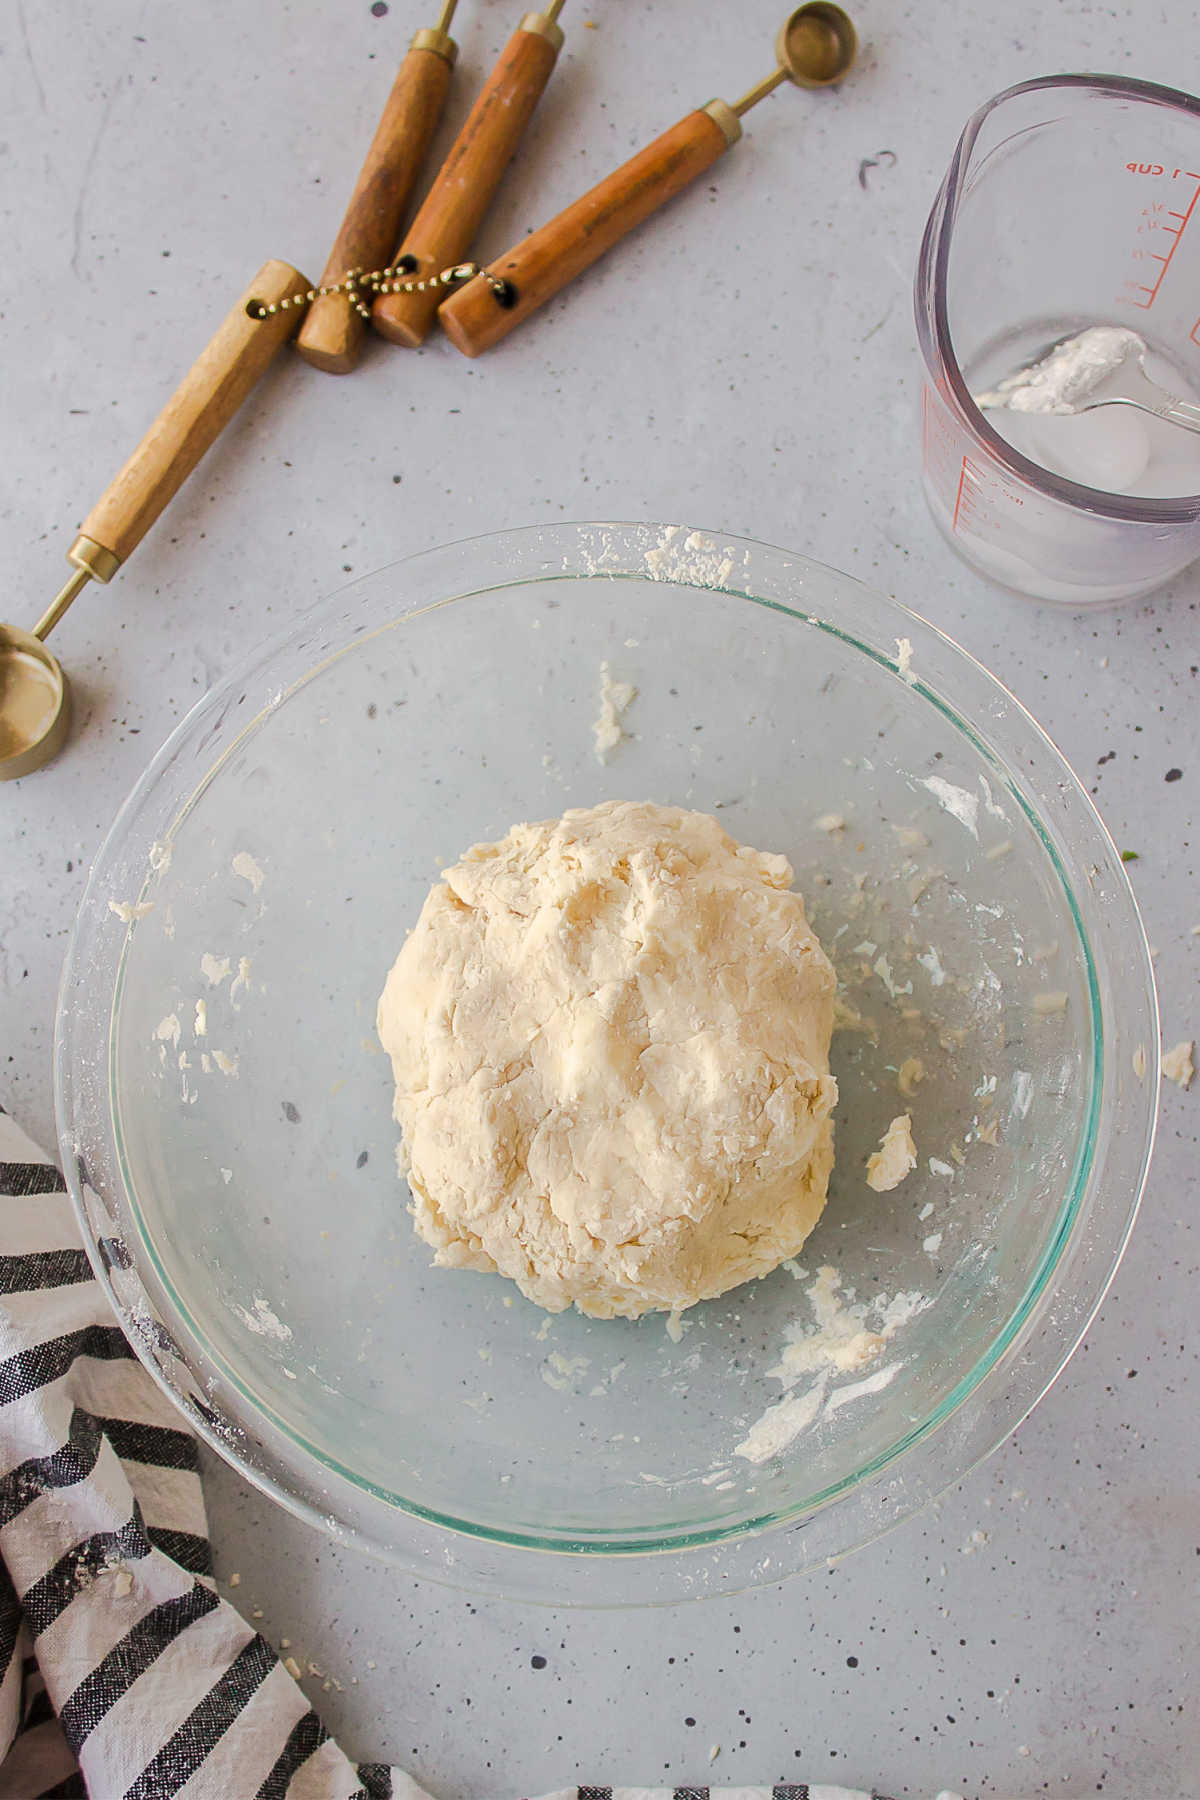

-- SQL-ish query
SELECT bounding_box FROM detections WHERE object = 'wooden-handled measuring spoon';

[297,1,460,373]
[439,3,857,356]
[372,0,567,348]
[0,259,308,780]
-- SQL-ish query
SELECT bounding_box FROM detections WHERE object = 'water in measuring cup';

[968,324,1200,499]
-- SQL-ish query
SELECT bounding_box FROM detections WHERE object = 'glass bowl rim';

[55,520,1160,1605]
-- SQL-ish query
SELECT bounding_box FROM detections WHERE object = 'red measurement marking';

[952,456,972,532]
[1129,172,1200,309]
[1192,316,1200,346]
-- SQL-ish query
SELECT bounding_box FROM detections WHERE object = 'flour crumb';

[229,1571,241,1587]
[1033,990,1069,1015]
[823,1361,901,1416]
[917,945,947,986]
[232,851,265,893]
[230,957,253,1003]
[194,998,208,1038]
[284,1656,303,1680]
[201,953,232,986]
[666,1308,685,1343]
[815,812,846,833]
[833,996,878,1037]
[109,899,154,922]
[232,1294,292,1341]
[542,1351,590,1392]
[212,1049,239,1077]
[148,840,172,873]
[708,1745,721,1764]
[112,1567,134,1597]
[220,1168,233,1184]
[1132,1043,1147,1081]
[734,1266,926,1464]
[923,1231,943,1255]
[681,530,735,586]
[961,1528,989,1554]
[929,1157,956,1177]
[643,524,685,578]
[734,1382,826,1464]
[643,525,736,587]
[896,636,915,682]
[867,1115,917,1192]
[897,1056,925,1098]
[1162,1039,1195,1089]
[154,1014,181,1049]
[976,1118,1000,1147]
[873,952,913,1000]
[592,660,636,761]
[921,775,980,838]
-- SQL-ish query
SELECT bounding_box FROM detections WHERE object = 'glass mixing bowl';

[56,523,1158,1604]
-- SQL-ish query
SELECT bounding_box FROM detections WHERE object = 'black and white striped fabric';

[0,1102,983,1800]
[0,1105,415,1800]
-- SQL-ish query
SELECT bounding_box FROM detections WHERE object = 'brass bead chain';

[249,259,511,322]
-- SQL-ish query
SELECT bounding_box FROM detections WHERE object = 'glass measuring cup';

[916,75,1200,604]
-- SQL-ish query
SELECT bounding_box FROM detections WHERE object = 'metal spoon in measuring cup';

[0,259,309,781]
[438,3,858,356]
[974,326,1200,436]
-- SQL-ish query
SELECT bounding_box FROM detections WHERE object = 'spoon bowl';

[0,625,69,781]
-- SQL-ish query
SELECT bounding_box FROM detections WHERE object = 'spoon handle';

[372,16,564,349]
[438,103,741,358]
[75,259,307,572]
[1126,389,1200,436]
[297,32,456,375]
[1160,397,1200,434]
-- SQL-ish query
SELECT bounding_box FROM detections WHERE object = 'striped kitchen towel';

[0,1101,994,1800]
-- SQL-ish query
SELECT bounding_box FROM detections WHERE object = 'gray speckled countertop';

[2,2,1197,1795]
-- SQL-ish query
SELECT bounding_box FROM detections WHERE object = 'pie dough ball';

[377,801,838,1318]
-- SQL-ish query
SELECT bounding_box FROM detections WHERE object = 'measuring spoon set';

[1,2,856,778]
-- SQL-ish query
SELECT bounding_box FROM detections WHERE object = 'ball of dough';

[377,801,838,1318]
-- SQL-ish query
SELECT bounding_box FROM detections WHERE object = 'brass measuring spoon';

[439,3,858,356]
[0,259,309,781]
